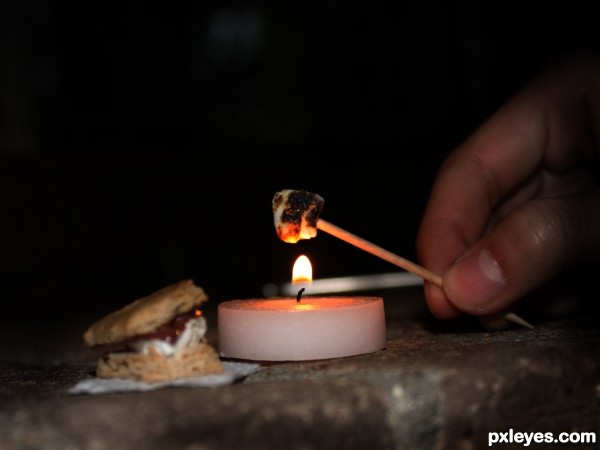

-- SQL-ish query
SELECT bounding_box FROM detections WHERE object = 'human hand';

[416,51,600,328]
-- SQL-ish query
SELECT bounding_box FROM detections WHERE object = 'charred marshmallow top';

[272,189,325,243]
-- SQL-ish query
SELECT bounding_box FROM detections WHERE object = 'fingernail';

[446,249,507,311]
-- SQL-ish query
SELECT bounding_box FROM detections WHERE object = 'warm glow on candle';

[292,255,312,284]
[218,296,387,361]
[218,253,387,361]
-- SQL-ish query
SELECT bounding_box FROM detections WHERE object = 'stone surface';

[1,303,599,450]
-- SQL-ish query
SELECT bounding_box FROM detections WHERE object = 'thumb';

[442,189,600,315]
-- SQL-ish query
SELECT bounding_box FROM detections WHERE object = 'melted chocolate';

[125,308,202,347]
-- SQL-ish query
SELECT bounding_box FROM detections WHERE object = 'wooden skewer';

[317,218,534,329]
[318,219,442,286]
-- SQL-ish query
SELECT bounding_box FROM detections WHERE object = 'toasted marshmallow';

[130,316,208,357]
[272,189,324,243]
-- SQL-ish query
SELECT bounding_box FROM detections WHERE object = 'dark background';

[2,1,600,322]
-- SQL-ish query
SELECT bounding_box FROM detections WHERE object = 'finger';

[417,53,600,319]
[419,68,596,263]
[443,189,600,315]
[416,97,547,318]
[423,282,460,320]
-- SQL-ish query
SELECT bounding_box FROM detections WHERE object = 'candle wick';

[296,287,305,303]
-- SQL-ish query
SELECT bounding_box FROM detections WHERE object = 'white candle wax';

[217,296,386,361]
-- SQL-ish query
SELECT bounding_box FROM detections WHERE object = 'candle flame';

[292,255,312,284]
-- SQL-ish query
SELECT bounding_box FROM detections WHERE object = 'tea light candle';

[217,256,387,361]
